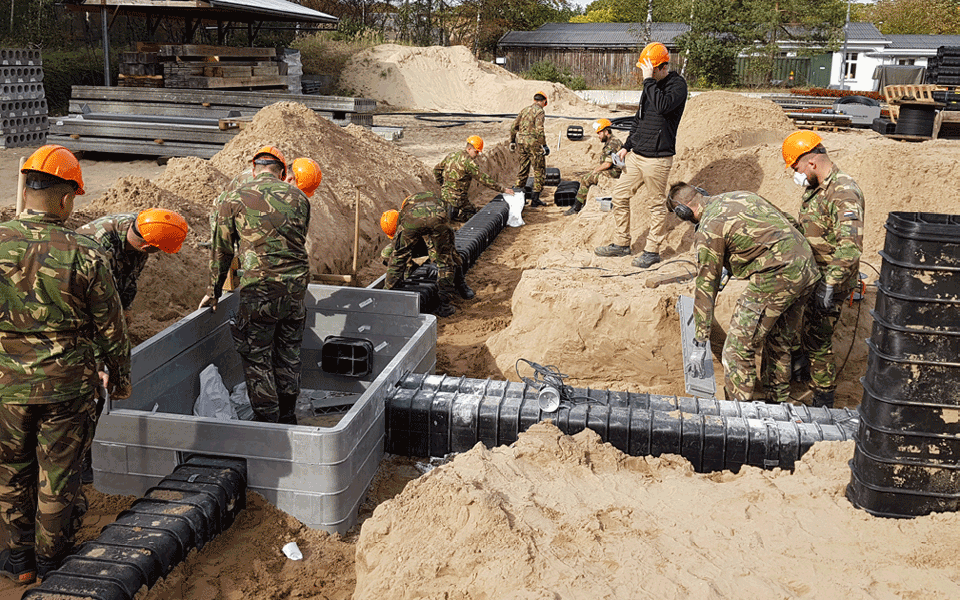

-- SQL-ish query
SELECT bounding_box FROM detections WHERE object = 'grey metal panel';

[46,134,221,159]
[208,0,338,23]
[676,295,717,399]
[93,284,437,534]
[71,86,376,113]
[49,116,235,144]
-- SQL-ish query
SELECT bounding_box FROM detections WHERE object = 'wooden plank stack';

[118,44,300,91]
[47,85,377,159]
[0,48,47,148]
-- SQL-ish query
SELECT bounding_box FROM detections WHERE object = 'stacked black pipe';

[386,373,857,473]
[848,212,960,518]
[553,180,581,207]
[926,46,960,86]
[24,455,246,600]
[398,199,510,314]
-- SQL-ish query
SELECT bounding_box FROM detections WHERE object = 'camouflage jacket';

[598,135,624,178]
[693,192,820,341]
[77,213,148,310]
[210,168,257,237]
[0,210,131,404]
[511,103,545,146]
[799,165,864,290]
[208,172,311,298]
[434,150,502,204]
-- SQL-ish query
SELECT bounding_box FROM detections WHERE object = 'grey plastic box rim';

[93,284,437,533]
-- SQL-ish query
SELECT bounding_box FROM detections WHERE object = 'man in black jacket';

[595,42,687,269]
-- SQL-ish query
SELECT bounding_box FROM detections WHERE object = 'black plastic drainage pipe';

[23,455,247,600]
[385,382,854,473]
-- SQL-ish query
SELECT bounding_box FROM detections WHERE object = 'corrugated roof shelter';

[71,0,338,86]
[497,22,689,87]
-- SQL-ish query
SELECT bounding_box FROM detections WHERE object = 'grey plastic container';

[93,284,437,534]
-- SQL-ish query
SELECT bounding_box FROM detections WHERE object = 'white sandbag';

[193,364,239,421]
[230,381,255,421]
[504,191,525,227]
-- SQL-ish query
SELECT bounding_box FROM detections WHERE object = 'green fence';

[736,56,831,88]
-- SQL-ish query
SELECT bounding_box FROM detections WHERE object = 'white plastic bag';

[230,382,254,421]
[504,191,525,227]
[194,364,239,421]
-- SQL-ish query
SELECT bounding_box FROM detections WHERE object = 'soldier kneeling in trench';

[668,182,820,404]
[380,191,475,317]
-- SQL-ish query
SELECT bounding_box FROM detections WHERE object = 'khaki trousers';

[610,152,672,251]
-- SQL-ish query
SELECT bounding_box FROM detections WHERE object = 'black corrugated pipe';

[386,379,854,473]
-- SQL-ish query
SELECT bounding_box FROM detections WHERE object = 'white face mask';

[793,170,809,187]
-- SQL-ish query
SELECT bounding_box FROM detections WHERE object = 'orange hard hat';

[593,118,612,133]
[21,144,85,195]
[782,130,823,168]
[253,145,287,179]
[380,209,399,239]
[638,42,670,68]
[467,135,484,152]
[535,90,548,106]
[136,208,189,254]
[291,157,322,197]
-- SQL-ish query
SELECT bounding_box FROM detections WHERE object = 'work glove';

[509,142,516,153]
[815,280,836,311]
[109,371,132,400]
[685,339,708,379]
[541,145,550,157]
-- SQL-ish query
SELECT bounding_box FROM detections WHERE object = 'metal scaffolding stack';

[0,48,47,149]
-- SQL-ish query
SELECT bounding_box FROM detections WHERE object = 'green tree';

[448,0,577,56]
[853,0,960,35]
[571,0,691,24]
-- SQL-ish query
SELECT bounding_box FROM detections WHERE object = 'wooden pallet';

[793,120,852,132]
[117,74,164,88]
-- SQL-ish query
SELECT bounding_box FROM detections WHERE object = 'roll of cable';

[894,103,938,137]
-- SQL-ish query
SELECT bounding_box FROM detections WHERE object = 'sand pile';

[355,422,960,600]
[211,101,437,275]
[341,44,602,114]
[153,156,231,210]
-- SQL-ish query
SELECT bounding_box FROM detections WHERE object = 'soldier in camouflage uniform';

[782,131,865,408]
[199,146,310,425]
[78,209,188,311]
[565,118,623,216]
[382,192,475,317]
[434,136,510,222]
[75,209,187,483]
[668,183,820,403]
[510,92,549,207]
[0,145,131,583]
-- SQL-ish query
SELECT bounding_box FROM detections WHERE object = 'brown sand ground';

[3,46,960,599]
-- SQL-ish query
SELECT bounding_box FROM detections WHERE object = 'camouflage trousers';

[231,285,306,423]
[799,294,845,393]
[721,279,813,403]
[439,188,476,217]
[575,171,616,205]
[515,143,545,193]
[0,394,96,560]
[384,200,459,299]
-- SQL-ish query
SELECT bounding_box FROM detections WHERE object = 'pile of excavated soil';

[355,423,960,600]
[342,44,607,115]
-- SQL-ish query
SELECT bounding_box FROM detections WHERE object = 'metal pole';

[838,0,851,89]
[101,6,111,87]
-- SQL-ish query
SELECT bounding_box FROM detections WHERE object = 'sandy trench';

[2,44,960,599]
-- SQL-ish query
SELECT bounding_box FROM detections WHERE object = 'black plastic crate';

[865,341,960,403]
[566,125,583,140]
[847,451,960,518]
[883,211,960,265]
[874,285,960,331]
[321,335,374,377]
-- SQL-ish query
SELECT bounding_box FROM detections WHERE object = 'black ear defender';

[670,185,708,223]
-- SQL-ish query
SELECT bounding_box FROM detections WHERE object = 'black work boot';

[454,267,475,300]
[278,393,299,425]
[631,251,661,269]
[564,202,583,216]
[529,192,546,207]
[0,548,36,585]
[37,554,65,581]
[81,448,94,485]
[435,303,456,317]
[811,389,835,409]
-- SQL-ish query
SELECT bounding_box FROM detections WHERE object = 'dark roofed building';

[497,22,689,87]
